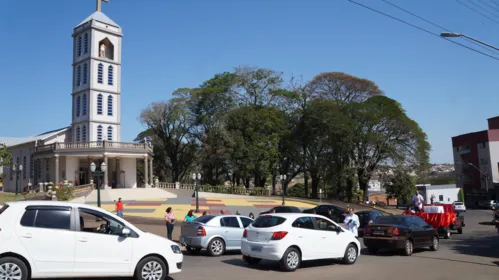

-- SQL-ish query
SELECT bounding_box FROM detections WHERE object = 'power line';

[489,0,499,8]
[468,0,499,18]
[477,0,499,14]
[381,0,499,55]
[455,0,499,25]
[346,0,499,61]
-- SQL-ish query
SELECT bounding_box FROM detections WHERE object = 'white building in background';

[416,184,461,204]
[0,5,153,193]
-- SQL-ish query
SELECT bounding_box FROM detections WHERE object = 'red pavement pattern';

[191,198,232,214]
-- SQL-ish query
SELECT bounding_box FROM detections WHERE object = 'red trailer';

[404,204,464,238]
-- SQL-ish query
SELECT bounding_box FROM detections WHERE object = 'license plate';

[373,231,384,235]
[251,246,262,252]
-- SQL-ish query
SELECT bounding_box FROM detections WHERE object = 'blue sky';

[1,0,499,164]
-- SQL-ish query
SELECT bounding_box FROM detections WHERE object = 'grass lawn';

[0,192,31,203]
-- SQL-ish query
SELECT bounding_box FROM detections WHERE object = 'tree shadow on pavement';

[448,235,499,259]
[478,222,495,226]
[182,250,241,257]
[221,258,340,272]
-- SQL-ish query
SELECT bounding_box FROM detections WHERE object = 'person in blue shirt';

[185,210,197,222]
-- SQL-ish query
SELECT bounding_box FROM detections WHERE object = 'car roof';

[6,200,104,212]
[260,213,324,219]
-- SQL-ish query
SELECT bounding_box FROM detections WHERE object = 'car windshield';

[375,216,406,225]
[194,215,215,224]
[252,216,286,228]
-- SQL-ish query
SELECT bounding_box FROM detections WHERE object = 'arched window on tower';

[76,126,81,142]
[76,65,81,86]
[84,33,89,54]
[107,126,113,141]
[108,66,113,85]
[107,95,113,116]
[83,63,88,84]
[76,95,81,117]
[97,94,103,115]
[97,63,103,84]
[97,125,103,142]
[82,94,87,116]
[77,36,82,56]
[82,125,87,142]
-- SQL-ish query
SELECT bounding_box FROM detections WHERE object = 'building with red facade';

[452,117,499,205]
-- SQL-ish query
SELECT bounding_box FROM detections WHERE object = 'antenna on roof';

[96,0,109,12]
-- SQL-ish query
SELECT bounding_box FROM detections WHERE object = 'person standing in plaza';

[412,191,424,212]
[343,208,360,237]
[115,198,124,217]
[165,207,175,240]
[184,210,197,222]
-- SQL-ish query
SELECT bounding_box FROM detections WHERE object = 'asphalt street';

[172,209,499,280]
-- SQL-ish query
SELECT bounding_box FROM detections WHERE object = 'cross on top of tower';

[96,0,109,12]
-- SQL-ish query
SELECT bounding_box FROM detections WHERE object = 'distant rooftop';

[0,127,69,147]
[76,11,119,28]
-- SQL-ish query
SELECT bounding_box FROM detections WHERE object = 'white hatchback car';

[0,201,183,280]
[241,213,360,271]
[452,201,466,212]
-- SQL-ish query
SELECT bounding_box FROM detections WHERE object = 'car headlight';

[171,245,182,254]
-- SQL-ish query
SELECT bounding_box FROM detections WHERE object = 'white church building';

[0,5,154,192]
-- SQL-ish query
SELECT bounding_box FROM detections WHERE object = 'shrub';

[250,187,266,196]
[287,183,306,197]
[55,185,74,201]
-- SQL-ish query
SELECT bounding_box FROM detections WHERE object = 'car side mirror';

[121,228,131,237]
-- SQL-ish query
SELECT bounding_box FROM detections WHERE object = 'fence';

[157,182,270,196]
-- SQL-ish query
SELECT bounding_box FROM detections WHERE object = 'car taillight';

[197,226,206,236]
[364,227,372,234]
[387,227,399,235]
[271,231,288,240]
[243,229,247,238]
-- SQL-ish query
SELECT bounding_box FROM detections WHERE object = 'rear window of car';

[194,215,215,224]
[252,216,286,228]
[0,205,9,215]
[454,202,463,205]
[375,216,406,225]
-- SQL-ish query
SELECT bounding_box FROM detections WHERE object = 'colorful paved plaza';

[87,196,316,219]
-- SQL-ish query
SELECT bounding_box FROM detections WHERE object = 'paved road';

[169,209,498,280]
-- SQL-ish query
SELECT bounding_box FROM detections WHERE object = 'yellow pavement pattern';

[90,197,316,220]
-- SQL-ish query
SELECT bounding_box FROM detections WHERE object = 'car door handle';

[322,236,327,239]
[298,236,303,238]
[225,231,229,233]
[21,233,32,239]
[78,237,88,243]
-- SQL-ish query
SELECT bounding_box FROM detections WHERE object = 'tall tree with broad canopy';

[384,167,417,207]
[347,95,431,198]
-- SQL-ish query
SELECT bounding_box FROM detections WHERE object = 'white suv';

[0,201,183,280]
[241,213,360,271]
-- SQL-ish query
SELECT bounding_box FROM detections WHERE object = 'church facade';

[0,9,153,192]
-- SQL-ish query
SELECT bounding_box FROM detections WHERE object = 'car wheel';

[457,227,463,234]
[403,240,413,256]
[342,244,358,265]
[207,238,225,257]
[430,236,439,251]
[243,256,261,266]
[367,247,378,255]
[0,257,28,280]
[279,247,301,272]
[134,256,167,280]
[186,246,201,254]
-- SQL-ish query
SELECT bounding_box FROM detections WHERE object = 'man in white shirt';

[412,191,424,212]
[343,208,360,237]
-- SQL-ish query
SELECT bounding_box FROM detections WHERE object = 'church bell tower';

[71,1,122,143]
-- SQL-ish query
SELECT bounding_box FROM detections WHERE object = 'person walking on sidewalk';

[165,207,175,240]
[115,198,124,217]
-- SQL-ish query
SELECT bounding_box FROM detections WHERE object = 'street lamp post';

[12,164,23,196]
[90,161,107,208]
[440,32,499,51]
[279,174,287,205]
[192,172,201,212]
[468,162,489,196]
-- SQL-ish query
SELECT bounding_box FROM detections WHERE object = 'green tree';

[384,167,417,207]
[0,144,11,167]
[347,96,430,198]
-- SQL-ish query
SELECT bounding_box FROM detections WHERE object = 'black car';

[302,204,347,223]
[356,210,384,236]
[259,206,301,215]
[363,215,439,256]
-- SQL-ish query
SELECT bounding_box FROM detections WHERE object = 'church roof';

[0,127,69,148]
[76,11,119,28]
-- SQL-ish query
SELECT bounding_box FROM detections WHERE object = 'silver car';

[180,214,253,256]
